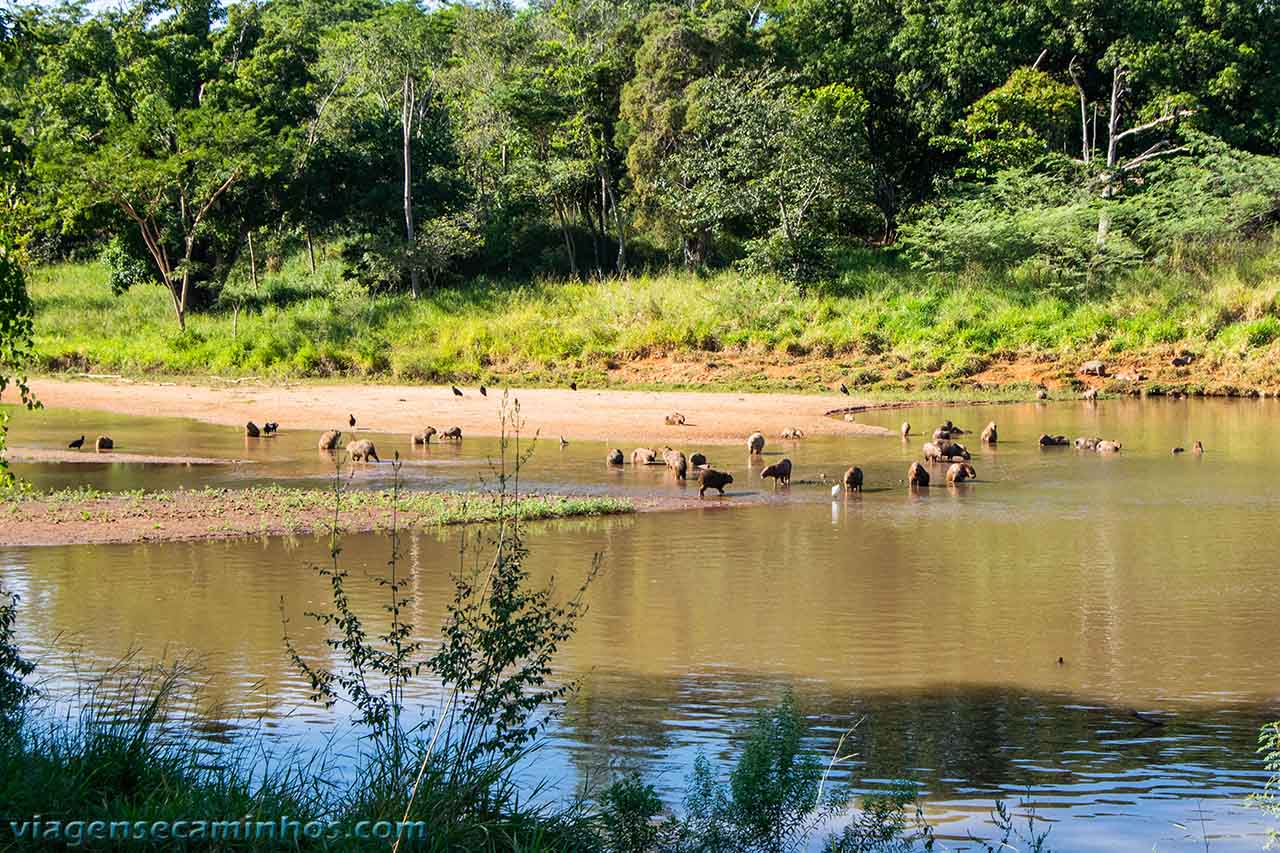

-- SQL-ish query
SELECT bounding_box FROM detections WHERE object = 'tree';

[942,67,1077,175]
[0,196,38,491]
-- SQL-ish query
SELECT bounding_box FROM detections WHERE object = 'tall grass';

[28,236,1280,391]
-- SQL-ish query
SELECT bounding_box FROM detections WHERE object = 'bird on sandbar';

[559,436,569,448]
[569,381,578,391]
[839,383,849,395]
[452,385,463,397]
[480,385,487,397]
[68,435,85,450]
[348,413,356,428]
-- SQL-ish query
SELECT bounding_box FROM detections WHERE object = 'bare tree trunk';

[306,229,316,274]
[602,171,626,276]
[1069,56,1090,163]
[402,72,419,298]
[1106,66,1125,169]
[247,230,258,290]
[554,201,578,279]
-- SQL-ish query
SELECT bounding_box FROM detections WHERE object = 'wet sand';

[24,378,893,445]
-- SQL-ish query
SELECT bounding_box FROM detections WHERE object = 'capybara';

[1095,440,1122,453]
[760,458,792,486]
[698,468,733,496]
[923,441,943,462]
[245,421,260,438]
[347,439,380,462]
[632,447,657,465]
[607,448,625,465]
[441,427,463,441]
[781,428,804,439]
[1082,388,1098,401]
[980,422,998,444]
[843,466,863,492]
[747,432,765,454]
[263,422,279,435]
[908,462,930,487]
[667,451,688,480]
[1081,360,1107,376]
[94,435,113,452]
[932,427,953,441]
[926,440,970,461]
[689,452,707,468]
[1039,434,1069,446]
[901,422,911,438]
[412,427,437,446]
[1192,440,1204,454]
[1073,436,1100,450]
[319,429,342,451]
[1036,387,1049,400]
[665,412,686,426]
[946,462,977,483]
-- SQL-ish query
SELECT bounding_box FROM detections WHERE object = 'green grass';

[27,238,1280,393]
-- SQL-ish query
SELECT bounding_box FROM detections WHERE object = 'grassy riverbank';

[1,485,633,546]
[28,240,1280,396]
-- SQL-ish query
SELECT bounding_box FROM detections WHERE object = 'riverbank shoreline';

[0,485,645,547]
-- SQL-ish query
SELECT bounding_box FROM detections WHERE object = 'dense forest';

[2,0,1279,334]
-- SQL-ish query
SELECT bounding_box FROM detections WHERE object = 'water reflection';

[2,398,1279,848]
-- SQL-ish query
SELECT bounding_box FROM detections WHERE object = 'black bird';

[480,385,487,397]
[349,414,356,428]
[569,381,577,391]
[452,385,463,397]
[68,435,85,450]
[839,383,849,395]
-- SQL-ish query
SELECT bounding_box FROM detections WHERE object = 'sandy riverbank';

[24,377,895,444]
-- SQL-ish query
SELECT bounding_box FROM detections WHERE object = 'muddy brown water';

[2,399,1278,849]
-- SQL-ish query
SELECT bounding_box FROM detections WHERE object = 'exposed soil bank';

[3,447,242,465]
[23,376,895,444]
[0,487,642,547]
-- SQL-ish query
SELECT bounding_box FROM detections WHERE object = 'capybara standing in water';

[689,452,707,468]
[698,468,733,496]
[1095,440,1122,453]
[946,462,977,483]
[665,412,686,425]
[347,439,380,462]
[632,447,657,465]
[440,427,463,441]
[607,448,624,465]
[319,429,342,451]
[95,435,114,452]
[760,458,792,487]
[843,466,863,492]
[981,422,998,443]
[412,427,437,446]
[1039,434,1069,446]
[747,432,765,454]
[781,428,804,439]
[901,422,911,438]
[245,421,261,438]
[908,462,930,487]
[666,451,688,480]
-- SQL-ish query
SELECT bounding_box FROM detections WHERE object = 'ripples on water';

[2,399,1278,849]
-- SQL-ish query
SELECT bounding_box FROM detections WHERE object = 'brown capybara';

[922,441,943,462]
[925,440,970,462]
[347,439,380,463]
[1036,387,1049,400]
[901,422,911,438]
[1082,388,1098,401]
[946,462,977,483]
[665,412,686,426]
[607,448,625,465]
[698,468,733,496]
[781,428,804,439]
[843,466,863,492]
[1192,440,1204,454]
[632,448,657,465]
[666,451,688,480]
[908,462,930,487]
[981,422,998,444]
[94,435,114,452]
[1095,440,1122,453]
[412,427,437,446]
[932,427,953,441]
[1073,436,1100,450]
[245,421,261,438]
[319,429,342,451]
[689,452,707,468]
[747,432,765,454]
[1039,434,1069,446]
[440,427,463,441]
[760,457,792,487]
